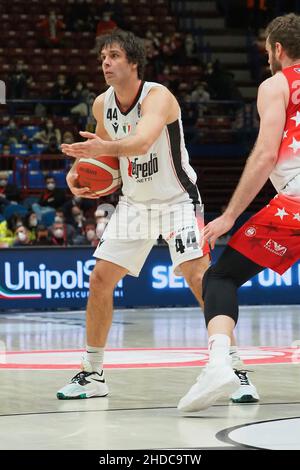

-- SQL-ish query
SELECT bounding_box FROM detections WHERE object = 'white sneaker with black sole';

[57,361,109,400]
[230,369,260,403]
[177,361,240,412]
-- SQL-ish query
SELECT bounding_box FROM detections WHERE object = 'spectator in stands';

[40,136,65,171]
[66,0,93,32]
[24,211,39,242]
[249,28,269,84]
[74,218,98,246]
[94,12,117,52]
[62,131,75,145]
[0,171,21,213]
[185,33,196,61]
[50,74,71,101]
[13,225,32,247]
[246,0,268,33]
[69,205,86,241]
[70,82,91,126]
[0,144,11,157]
[84,92,97,132]
[85,219,99,246]
[33,119,61,146]
[204,60,242,100]
[6,213,24,233]
[49,221,74,246]
[190,81,210,104]
[233,102,259,143]
[101,0,124,28]
[63,195,95,224]
[50,74,72,115]
[9,60,33,99]
[0,119,27,146]
[0,219,14,248]
[145,30,162,76]
[32,175,66,222]
[54,208,76,239]
[37,10,65,48]
[54,208,65,224]
[181,98,199,142]
[33,224,52,246]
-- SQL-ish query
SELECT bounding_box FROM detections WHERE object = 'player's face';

[266,38,282,75]
[100,44,137,85]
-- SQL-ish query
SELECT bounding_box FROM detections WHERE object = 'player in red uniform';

[178,13,300,412]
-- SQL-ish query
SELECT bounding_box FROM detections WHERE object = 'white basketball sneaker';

[177,361,240,412]
[57,360,109,400]
[230,370,260,403]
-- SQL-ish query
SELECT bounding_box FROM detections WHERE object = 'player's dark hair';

[266,13,300,59]
[98,30,146,79]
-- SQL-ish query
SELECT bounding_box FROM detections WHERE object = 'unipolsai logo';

[0,81,6,104]
[0,260,95,300]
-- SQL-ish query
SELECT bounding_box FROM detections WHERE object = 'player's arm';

[61,87,174,158]
[203,75,287,248]
[107,87,174,156]
[65,94,108,198]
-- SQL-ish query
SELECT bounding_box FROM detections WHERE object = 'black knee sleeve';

[203,266,239,327]
[202,246,263,327]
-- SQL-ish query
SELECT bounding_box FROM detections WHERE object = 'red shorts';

[228,194,300,275]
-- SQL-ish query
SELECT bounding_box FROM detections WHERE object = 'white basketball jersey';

[103,81,200,204]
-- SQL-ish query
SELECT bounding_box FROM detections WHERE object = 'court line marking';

[216,416,300,450]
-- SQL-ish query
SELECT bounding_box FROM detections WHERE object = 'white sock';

[208,334,230,366]
[230,346,245,369]
[85,345,104,374]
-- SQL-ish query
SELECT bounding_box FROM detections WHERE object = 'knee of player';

[202,264,231,288]
[187,271,205,292]
[89,266,112,291]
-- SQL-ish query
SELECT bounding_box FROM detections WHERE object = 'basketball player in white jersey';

[59,30,259,402]
[178,13,300,412]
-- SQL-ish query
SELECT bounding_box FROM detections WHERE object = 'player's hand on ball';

[66,171,100,199]
[61,131,107,158]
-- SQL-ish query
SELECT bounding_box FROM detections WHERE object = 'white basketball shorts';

[93,198,209,277]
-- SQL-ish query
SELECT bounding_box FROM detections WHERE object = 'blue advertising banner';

[0,246,299,311]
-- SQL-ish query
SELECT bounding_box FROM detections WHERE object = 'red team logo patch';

[245,226,257,237]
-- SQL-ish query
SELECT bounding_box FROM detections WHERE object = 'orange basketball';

[76,156,121,196]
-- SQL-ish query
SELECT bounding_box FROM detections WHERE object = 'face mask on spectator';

[17,232,27,242]
[47,182,55,191]
[55,216,64,223]
[53,228,64,238]
[0,179,7,187]
[86,229,96,241]
[29,217,38,227]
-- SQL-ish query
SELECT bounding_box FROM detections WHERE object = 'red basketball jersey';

[270,64,300,194]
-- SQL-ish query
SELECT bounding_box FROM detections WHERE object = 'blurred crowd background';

[1,0,299,248]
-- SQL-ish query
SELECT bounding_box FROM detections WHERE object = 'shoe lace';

[234,369,251,385]
[71,371,93,384]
